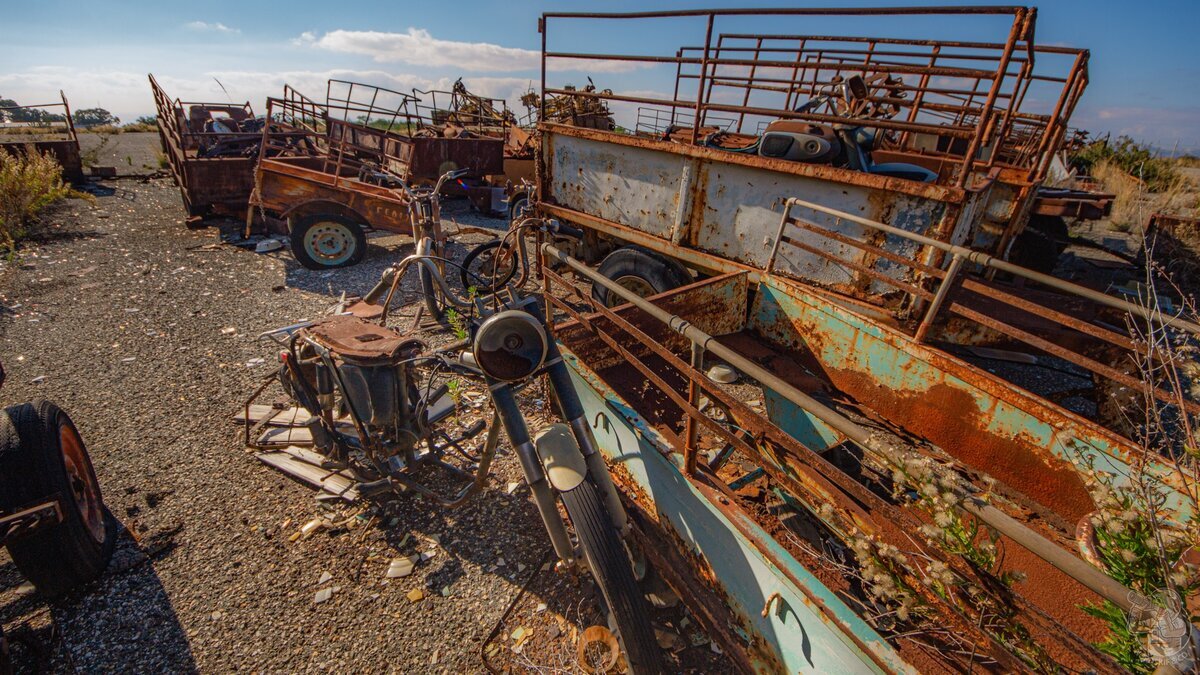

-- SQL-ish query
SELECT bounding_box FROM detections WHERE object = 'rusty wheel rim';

[474,247,516,287]
[606,275,656,307]
[59,419,106,543]
[304,222,355,266]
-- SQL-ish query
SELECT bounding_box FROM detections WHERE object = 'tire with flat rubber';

[560,479,661,674]
[591,246,691,308]
[0,401,117,599]
[290,214,367,269]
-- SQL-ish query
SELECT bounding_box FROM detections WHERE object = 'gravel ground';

[77,131,164,176]
[0,178,590,672]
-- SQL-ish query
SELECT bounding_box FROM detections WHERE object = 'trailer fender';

[281,200,370,232]
[534,424,588,492]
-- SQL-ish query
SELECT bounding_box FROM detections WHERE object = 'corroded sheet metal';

[561,347,913,674]
[257,160,412,233]
[753,273,1192,520]
[546,129,949,292]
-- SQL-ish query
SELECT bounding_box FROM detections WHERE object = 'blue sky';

[2,0,1197,151]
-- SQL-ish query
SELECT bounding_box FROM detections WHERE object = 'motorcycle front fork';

[485,321,630,567]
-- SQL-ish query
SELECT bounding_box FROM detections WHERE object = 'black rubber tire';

[1007,215,1069,274]
[560,480,661,674]
[418,236,447,322]
[591,246,691,308]
[461,239,518,292]
[290,214,367,270]
[0,401,117,599]
[508,195,530,223]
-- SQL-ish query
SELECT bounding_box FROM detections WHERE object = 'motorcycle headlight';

[472,310,547,382]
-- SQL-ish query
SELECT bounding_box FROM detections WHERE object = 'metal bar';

[684,341,704,475]
[692,14,716,144]
[544,7,1028,19]
[545,51,999,80]
[915,254,965,342]
[779,199,1200,336]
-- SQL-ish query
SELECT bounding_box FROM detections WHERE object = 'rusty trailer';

[524,6,1198,673]
[0,91,83,182]
[149,74,259,222]
[537,6,1091,277]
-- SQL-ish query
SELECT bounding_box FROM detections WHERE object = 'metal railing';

[540,6,1088,187]
[0,90,76,143]
[766,197,1200,415]
[540,241,1165,669]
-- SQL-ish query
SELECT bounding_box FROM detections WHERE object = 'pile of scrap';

[525,79,615,131]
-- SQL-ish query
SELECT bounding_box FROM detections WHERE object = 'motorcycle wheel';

[560,480,662,674]
[417,237,446,322]
[460,239,518,292]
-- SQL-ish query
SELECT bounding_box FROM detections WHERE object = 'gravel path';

[0,179,561,672]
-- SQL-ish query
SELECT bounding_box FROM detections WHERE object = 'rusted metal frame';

[689,13,717,145]
[546,243,1155,618]
[904,44,938,147]
[682,71,1010,110]
[546,50,999,80]
[544,7,1027,20]
[1028,51,1085,181]
[781,215,1140,353]
[734,37,764,133]
[686,39,1036,67]
[915,254,966,343]
[782,198,1200,337]
[959,278,1136,352]
[779,234,935,303]
[702,101,976,139]
[782,38,808,113]
[542,266,1080,668]
[788,217,947,279]
[948,301,1200,416]
[702,33,724,126]
[985,57,1033,165]
[953,10,1023,187]
[716,31,1082,55]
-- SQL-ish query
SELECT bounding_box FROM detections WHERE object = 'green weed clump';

[1072,136,1180,193]
[0,146,73,250]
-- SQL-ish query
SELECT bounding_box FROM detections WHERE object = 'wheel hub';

[304,222,355,265]
[59,423,106,544]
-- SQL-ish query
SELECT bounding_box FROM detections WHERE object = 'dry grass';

[0,146,75,250]
[1094,160,1197,232]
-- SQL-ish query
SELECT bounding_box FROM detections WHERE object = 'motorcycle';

[248,222,661,672]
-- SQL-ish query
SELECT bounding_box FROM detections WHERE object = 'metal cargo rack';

[149,74,260,220]
[535,6,1092,279]
[537,235,1195,672]
[0,91,83,182]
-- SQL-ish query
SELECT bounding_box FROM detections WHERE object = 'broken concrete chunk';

[314,587,333,604]
[317,571,332,585]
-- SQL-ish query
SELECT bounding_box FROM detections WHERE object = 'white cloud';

[0,67,540,125]
[186,21,239,34]
[298,28,643,74]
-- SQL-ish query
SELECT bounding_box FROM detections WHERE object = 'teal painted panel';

[562,349,911,674]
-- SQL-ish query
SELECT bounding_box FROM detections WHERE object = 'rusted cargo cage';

[0,91,83,182]
[410,81,533,215]
[536,6,1090,279]
[539,221,1199,671]
[253,81,501,231]
[149,74,259,220]
[527,7,1200,672]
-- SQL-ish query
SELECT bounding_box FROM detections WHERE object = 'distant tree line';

[0,96,124,129]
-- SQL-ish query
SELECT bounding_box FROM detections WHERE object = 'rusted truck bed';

[0,91,83,182]
[545,263,1191,673]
